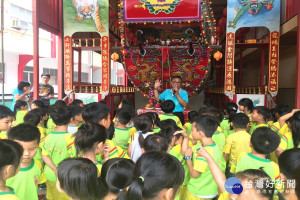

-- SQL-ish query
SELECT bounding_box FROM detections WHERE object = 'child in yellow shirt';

[0,140,23,200]
[0,105,14,139]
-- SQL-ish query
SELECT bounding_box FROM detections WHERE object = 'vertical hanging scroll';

[268,31,279,96]
[224,32,235,99]
[64,36,72,93]
[101,36,110,98]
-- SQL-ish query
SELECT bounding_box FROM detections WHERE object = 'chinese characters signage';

[268,31,279,96]
[101,36,109,94]
[123,0,201,22]
[224,32,235,99]
[64,36,72,92]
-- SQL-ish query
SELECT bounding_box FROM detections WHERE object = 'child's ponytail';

[13,100,27,118]
[98,158,134,200]
[126,177,144,200]
[127,152,184,200]
[74,123,107,156]
[134,114,153,147]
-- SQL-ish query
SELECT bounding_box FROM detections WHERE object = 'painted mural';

[63,0,109,37]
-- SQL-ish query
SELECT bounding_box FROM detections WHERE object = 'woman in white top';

[128,114,153,162]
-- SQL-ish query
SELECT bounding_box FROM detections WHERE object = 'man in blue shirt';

[154,76,188,124]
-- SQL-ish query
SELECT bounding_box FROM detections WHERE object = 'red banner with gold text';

[268,31,279,96]
[101,36,110,96]
[224,32,235,99]
[64,36,72,92]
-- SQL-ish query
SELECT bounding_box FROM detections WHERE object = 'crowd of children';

[0,97,300,200]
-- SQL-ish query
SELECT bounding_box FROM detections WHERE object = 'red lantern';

[223,8,227,17]
[218,17,226,28]
[214,51,223,61]
[216,26,222,36]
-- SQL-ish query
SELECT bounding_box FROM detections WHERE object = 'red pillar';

[51,34,56,58]
[239,50,243,87]
[32,0,39,100]
[260,48,265,93]
[78,50,82,84]
[295,14,300,108]
[57,1,63,100]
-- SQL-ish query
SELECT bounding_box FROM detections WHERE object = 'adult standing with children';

[154,76,189,124]
[11,80,31,110]
[39,73,54,106]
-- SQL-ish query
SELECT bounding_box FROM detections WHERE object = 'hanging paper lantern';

[214,51,223,61]
[216,26,222,36]
[111,52,119,61]
[223,8,227,17]
[218,17,226,28]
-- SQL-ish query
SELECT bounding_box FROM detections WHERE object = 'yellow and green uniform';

[212,127,226,153]
[7,159,42,200]
[186,143,223,199]
[248,122,268,135]
[223,130,251,168]
[0,187,19,200]
[36,125,47,183]
[231,152,280,189]
[34,125,46,165]
[220,117,234,138]
[218,191,229,200]
[42,131,75,182]
[0,131,7,139]
[153,127,161,133]
[267,120,274,127]
[94,161,103,177]
[112,127,130,151]
[271,122,290,137]
[46,117,56,136]
[278,123,290,137]
[159,114,183,129]
[128,126,160,135]
[127,127,137,137]
[169,144,190,200]
[279,131,300,151]
[183,122,192,136]
[13,110,28,126]
[211,128,226,172]
[96,139,129,162]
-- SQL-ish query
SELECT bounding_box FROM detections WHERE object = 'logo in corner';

[225,177,243,194]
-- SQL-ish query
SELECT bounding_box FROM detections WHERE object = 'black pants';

[173,112,185,125]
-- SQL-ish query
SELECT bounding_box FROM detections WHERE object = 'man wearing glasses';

[39,73,54,106]
[154,76,188,124]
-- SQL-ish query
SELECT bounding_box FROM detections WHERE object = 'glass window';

[26,11,32,22]
[43,68,57,85]
[82,72,88,82]
[73,71,89,83]
[20,21,28,28]
[19,8,26,20]
[23,72,29,82]
[23,66,33,84]
[10,5,19,17]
